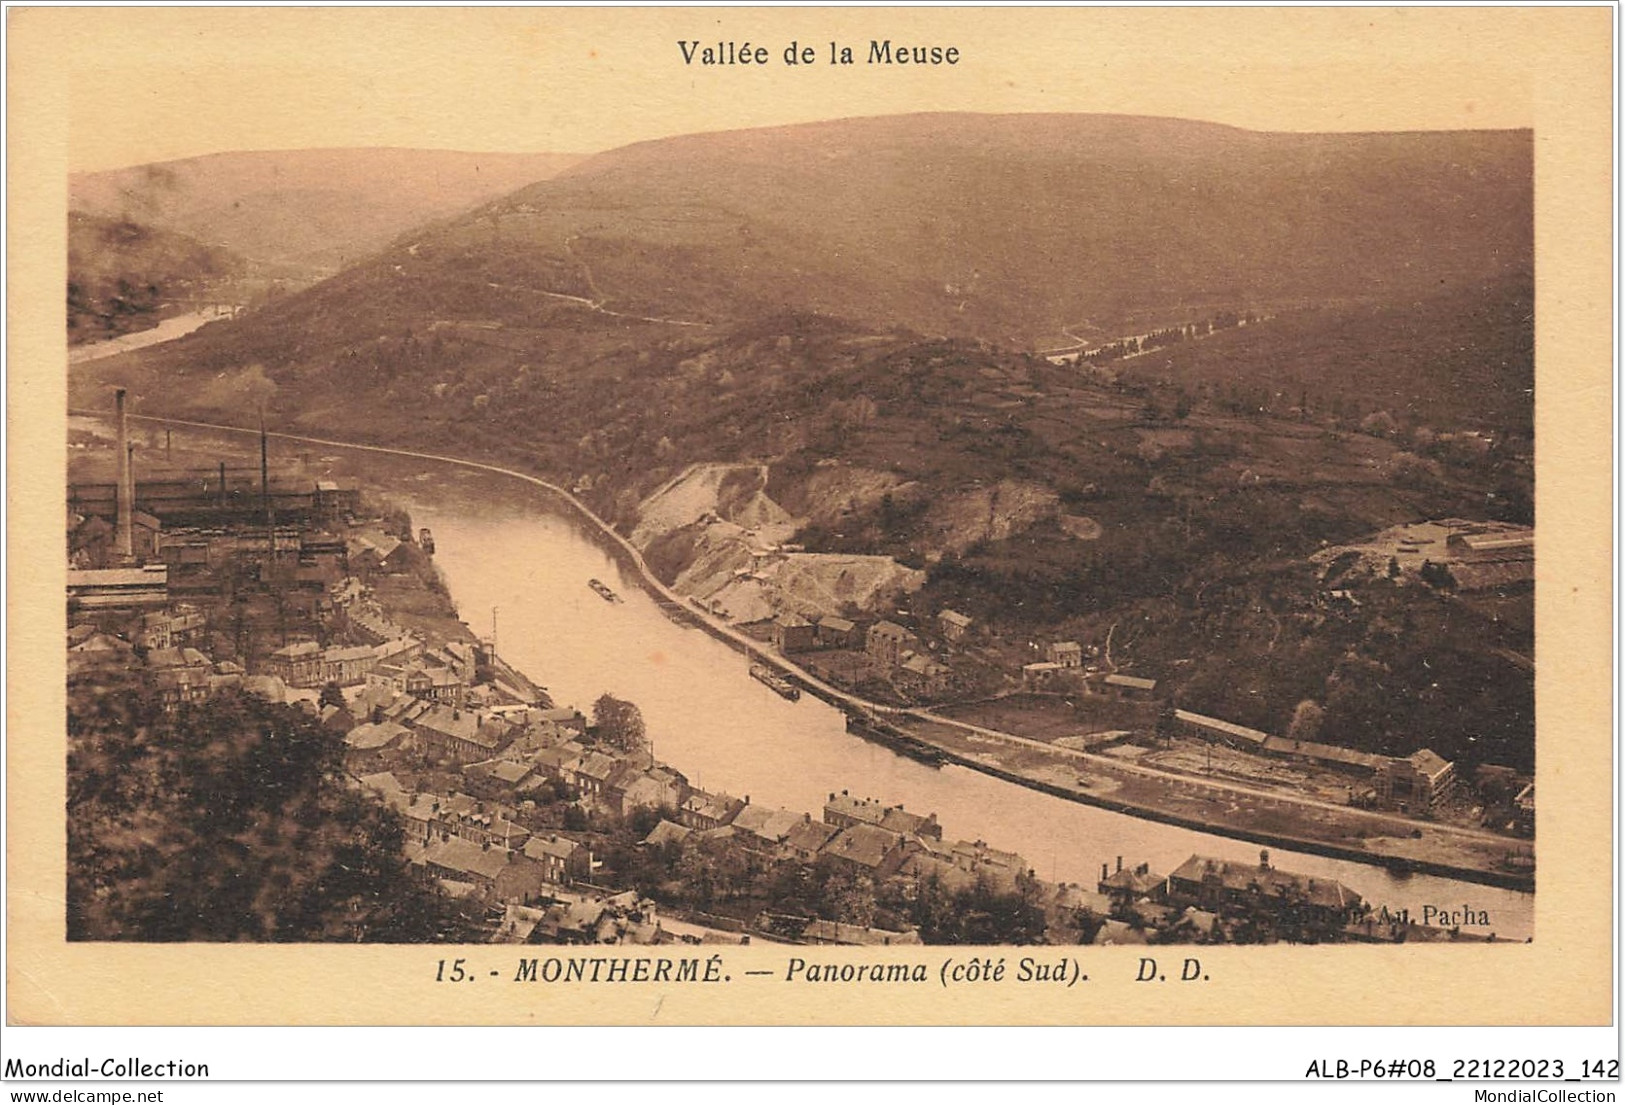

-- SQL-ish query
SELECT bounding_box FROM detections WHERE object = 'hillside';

[70,147,585,275]
[67,211,246,345]
[72,114,1534,423]
[443,113,1532,343]
[1113,272,1535,436]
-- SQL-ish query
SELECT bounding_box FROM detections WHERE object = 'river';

[80,418,1536,940]
[69,309,236,365]
[390,462,1533,941]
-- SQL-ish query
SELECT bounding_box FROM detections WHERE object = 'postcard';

[5,6,1614,1043]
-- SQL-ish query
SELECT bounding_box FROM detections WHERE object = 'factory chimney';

[260,410,274,561]
[115,388,134,560]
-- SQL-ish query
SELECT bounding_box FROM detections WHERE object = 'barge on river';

[588,578,622,603]
[749,663,801,701]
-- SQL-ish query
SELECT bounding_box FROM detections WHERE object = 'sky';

[12,6,1567,175]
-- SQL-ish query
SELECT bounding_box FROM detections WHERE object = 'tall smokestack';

[259,413,276,563]
[115,388,133,560]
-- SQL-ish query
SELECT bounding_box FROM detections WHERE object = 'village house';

[950,840,1030,893]
[1022,661,1065,687]
[343,719,410,760]
[879,805,942,840]
[138,607,207,650]
[464,757,536,792]
[783,815,840,861]
[937,609,973,643]
[535,706,588,734]
[319,702,356,733]
[528,895,611,944]
[421,836,509,888]
[372,636,423,669]
[1048,640,1084,669]
[642,820,693,850]
[264,640,323,687]
[815,615,860,650]
[1375,749,1458,813]
[147,646,214,706]
[370,661,467,708]
[321,644,379,687]
[822,792,941,839]
[606,760,688,816]
[897,838,981,895]
[522,834,592,885]
[731,804,806,852]
[527,741,588,788]
[899,651,949,692]
[431,792,530,851]
[823,791,888,830]
[419,837,546,903]
[1165,851,1363,931]
[1097,858,1165,916]
[821,823,908,880]
[679,789,745,831]
[770,612,817,654]
[569,750,621,802]
[67,631,135,678]
[866,620,915,668]
[410,704,512,765]
[348,531,414,574]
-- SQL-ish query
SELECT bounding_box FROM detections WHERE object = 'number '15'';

[436,958,467,982]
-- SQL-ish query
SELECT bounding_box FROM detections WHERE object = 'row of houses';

[357,772,594,903]
[1087,851,1367,942]
[67,620,311,710]
[643,788,1030,895]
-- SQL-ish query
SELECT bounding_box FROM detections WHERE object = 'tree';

[318,681,346,711]
[1287,699,1324,744]
[1419,560,1457,591]
[592,693,648,754]
[67,679,475,942]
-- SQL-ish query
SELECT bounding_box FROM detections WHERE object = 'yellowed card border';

[5,5,1615,1036]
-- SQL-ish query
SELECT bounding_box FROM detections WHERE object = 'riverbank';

[90,410,1534,895]
[892,716,1533,891]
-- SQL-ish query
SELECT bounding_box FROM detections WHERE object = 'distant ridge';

[458,111,1532,342]
[70,147,586,273]
[74,112,1532,433]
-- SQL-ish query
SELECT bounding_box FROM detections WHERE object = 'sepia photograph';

[5,1,1616,1072]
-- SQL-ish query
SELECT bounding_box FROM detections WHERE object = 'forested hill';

[68,211,246,345]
